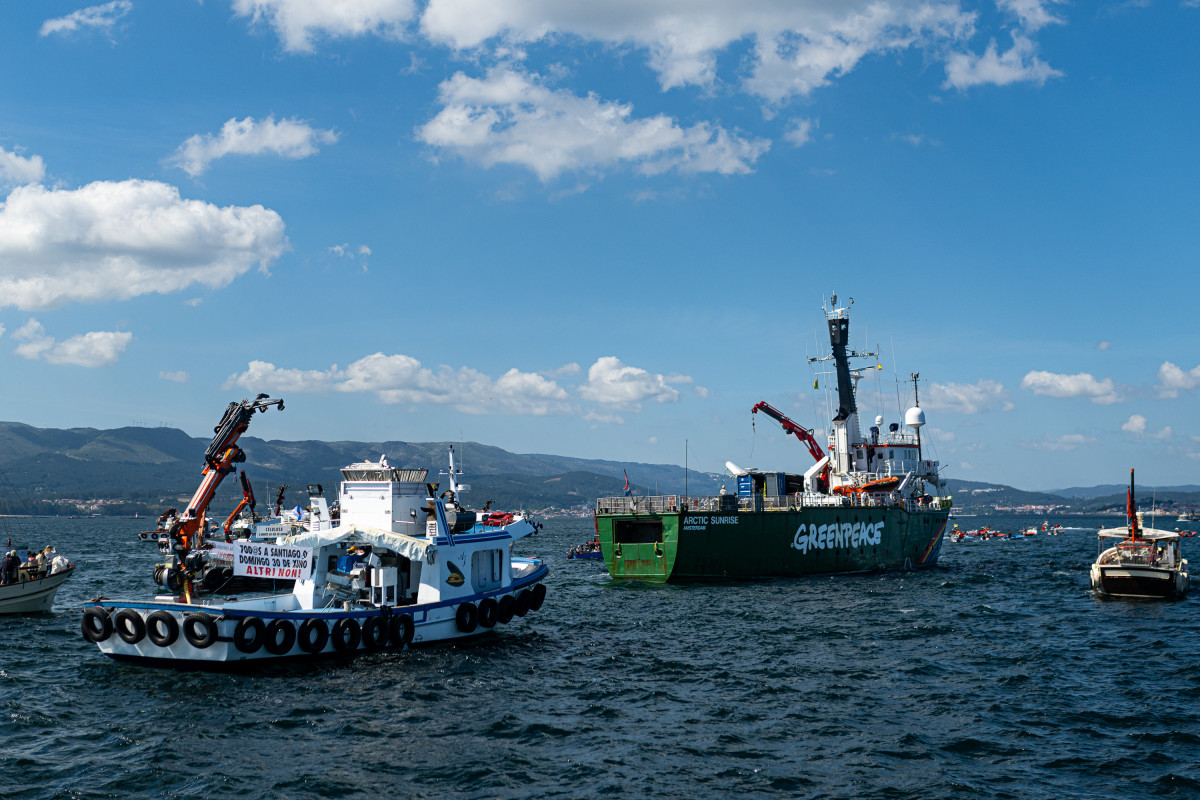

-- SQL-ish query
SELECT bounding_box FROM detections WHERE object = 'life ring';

[113,609,146,644]
[455,603,478,633]
[331,617,362,652]
[361,616,388,649]
[81,607,113,643]
[477,597,498,628]
[264,618,296,655]
[388,614,414,647]
[496,594,515,624]
[182,613,218,649]
[233,617,266,653]
[514,590,532,617]
[530,583,547,612]
[146,610,179,647]
[298,617,329,653]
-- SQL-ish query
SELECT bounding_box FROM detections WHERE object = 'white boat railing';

[595,493,952,514]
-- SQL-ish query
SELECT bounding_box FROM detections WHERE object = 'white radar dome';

[875,415,884,426]
[904,407,926,429]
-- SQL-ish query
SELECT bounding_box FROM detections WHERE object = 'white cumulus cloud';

[578,357,682,408]
[417,67,769,182]
[0,179,286,310]
[0,146,46,188]
[40,0,131,38]
[225,354,571,415]
[1155,361,1200,399]
[1122,414,1147,434]
[232,0,416,53]
[924,379,1013,414]
[783,118,816,147]
[169,116,339,177]
[12,319,131,367]
[1020,370,1121,404]
[421,1,977,103]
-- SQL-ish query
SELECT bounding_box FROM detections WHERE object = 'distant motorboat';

[1090,470,1189,600]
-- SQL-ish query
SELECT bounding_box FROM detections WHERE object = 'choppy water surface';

[2,515,1198,799]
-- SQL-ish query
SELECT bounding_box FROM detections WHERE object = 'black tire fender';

[530,582,547,611]
[514,590,532,617]
[233,617,266,654]
[182,612,219,649]
[113,609,146,644]
[264,618,296,655]
[477,597,498,628]
[146,610,179,647]
[298,617,329,653]
[331,617,361,652]
[496,594,515,624]
[455,602,478,633]
[388,613,414,647]
[81,607,113,643]
[362,616,388,649]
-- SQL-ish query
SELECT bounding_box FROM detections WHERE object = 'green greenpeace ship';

[594,294,950,582]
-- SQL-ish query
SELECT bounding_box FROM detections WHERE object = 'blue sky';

[1,1,1197,491]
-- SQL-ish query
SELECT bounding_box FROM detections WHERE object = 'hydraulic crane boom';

[222,470,257,535]
[750,401,826,463]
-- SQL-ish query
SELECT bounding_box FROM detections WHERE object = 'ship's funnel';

[725,461,750,476]
[904,407,926,429]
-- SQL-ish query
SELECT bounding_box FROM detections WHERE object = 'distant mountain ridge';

[0,420,1196,517]
[0,420,721,514]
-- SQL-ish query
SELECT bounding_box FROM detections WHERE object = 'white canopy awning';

[281,524,433,562]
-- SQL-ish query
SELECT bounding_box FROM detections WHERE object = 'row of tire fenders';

[80,582,548,656]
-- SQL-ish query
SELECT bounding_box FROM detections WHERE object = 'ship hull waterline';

[597,506,948,582]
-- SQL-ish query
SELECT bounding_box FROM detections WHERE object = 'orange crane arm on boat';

[751,401,825,463]
[173,394,284,547]
[223,470,257,535]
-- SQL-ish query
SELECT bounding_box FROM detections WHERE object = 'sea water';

[1,515,1197,799]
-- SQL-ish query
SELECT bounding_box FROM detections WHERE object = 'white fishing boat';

[82,446,548,668]
[0,552,75,614]
[1090,470,1189,600]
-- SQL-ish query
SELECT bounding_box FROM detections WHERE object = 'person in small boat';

[0,550,18,584]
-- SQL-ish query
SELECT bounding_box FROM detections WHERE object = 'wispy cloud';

[1020,370,1121,404]
[924,379,1013,414]
[40,1,131,39]
[12,319,131,367]
[417,67,769,183]
[169,116,338,177]
[232,0,416,53]
[1019,433,1095,451]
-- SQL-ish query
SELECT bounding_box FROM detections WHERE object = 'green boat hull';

[597,506,948,582]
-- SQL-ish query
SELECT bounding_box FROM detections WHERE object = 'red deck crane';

[750,401,826,463]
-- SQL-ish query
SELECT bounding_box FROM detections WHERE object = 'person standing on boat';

[0,550,17,584]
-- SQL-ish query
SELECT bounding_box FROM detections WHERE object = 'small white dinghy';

[82,456,548,669]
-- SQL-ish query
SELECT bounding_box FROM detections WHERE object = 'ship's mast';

[808,293,878,476]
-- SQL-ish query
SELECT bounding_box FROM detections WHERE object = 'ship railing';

[596,493,953,514]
